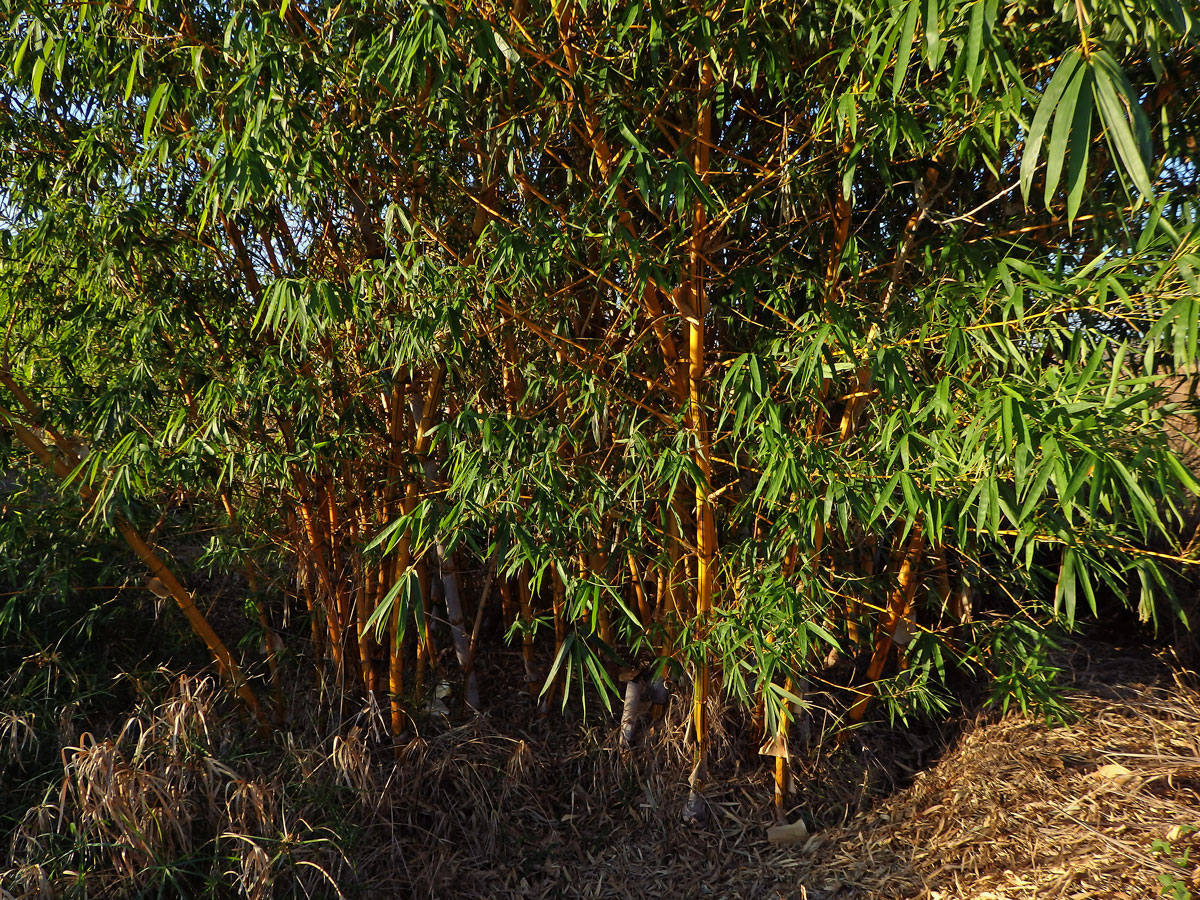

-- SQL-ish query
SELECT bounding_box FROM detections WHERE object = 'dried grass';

[5,643,1199,900]
[780,646,1200,900]
[3,675,348,899]
[367,643,1200,899]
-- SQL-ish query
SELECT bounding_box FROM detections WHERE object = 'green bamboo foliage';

[1,0,1198,805]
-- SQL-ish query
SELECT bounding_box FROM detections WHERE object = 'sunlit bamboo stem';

[848,523,926,724]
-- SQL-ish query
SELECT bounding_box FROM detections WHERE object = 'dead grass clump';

[0,710,38,767]
[3,675,347,900]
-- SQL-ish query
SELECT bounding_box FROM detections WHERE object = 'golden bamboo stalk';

[627,551,651,630]
[347,511,375,697]
[848,523,926,724]
[499,578,516,635]
[684,55,717,823]
[388,529,413,739]
[293,486,344,674]
[287,508,325,662]
[544,562,567,707]
[773,677,794,823]
[322,472,357,685]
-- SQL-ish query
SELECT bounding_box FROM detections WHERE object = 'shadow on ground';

[380,643,1200,899]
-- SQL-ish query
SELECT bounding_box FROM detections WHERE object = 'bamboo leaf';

[1091,54,1155,198]
[924,0,942,70]
[1020,49,1081,204]
[541,634,575,702]
[1091,51,1153,162]
[1166,452,1200,495]
[1055,549,1077,626]
[868,471,902,524]
[1018,458,1054,522]
[1044,61,1087,209]
[31,57,46,102]
[1074,340,1106,400]
[964,0,987,94]
[893,0,922,98]
[1065,66,1094,225]
[492,28,522,65]
[143,82,169,142]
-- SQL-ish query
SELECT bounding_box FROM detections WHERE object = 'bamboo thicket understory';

[2,0,1199,816]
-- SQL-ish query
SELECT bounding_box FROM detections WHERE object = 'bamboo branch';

[0,402,267,728]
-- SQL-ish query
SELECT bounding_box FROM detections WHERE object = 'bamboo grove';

[2,0,1199,813]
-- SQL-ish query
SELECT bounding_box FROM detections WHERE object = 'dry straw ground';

[397,643,1200,900]
[787,646,1200,900]
[3,641,1198,899]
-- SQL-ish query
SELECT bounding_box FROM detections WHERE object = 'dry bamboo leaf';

[759,733,788,758]
[767,819,811,845]
[1089,763,1133,785]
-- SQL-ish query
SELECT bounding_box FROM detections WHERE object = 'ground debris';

[7,645,1196,900]
[778,647,1200,900]
[347,645,1200,898]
